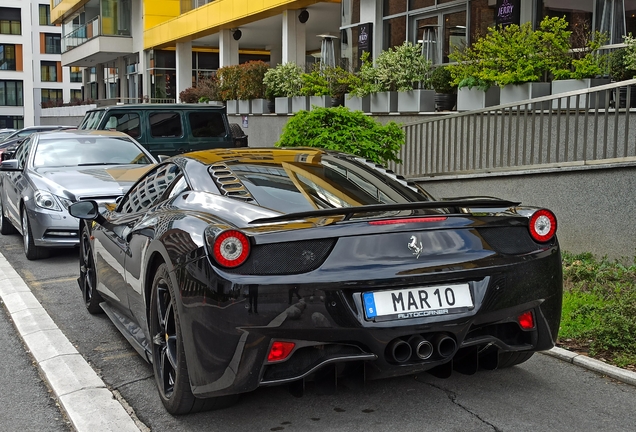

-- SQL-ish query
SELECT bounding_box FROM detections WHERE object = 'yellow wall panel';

[144,0,340,49]
[51,0,89,24]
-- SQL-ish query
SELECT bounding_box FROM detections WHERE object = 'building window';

[41,61,58,82]
[0,8,21,35]
[70,89,82,102]
[70,67,82,82]
[41,89,64,107]
[44,34,62,54]
[0,80,24,106]
[0,116,23,129]
[0,45,16,71]
[39,5,51,26]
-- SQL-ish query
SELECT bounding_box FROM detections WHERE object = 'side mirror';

[69,201,99,220]
[0,159,20,171]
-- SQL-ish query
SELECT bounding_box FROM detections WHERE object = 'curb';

[542,346,636,387]
[0,253,143,432]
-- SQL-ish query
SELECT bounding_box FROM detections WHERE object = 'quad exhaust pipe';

[386,334,457,363]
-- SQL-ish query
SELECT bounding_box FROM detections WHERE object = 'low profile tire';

[149,263,237,414]
[498,351,535,368]
[21,209,49,260]
[229,123,247,148]
[79,223,103,314]
[0,197,16,235]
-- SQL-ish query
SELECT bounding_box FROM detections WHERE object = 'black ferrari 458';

[69,147,562,414]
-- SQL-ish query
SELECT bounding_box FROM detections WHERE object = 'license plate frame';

[363,283,473,321]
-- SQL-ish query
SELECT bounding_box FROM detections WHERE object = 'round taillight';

[212,230,250,268]
[528,209,557,243]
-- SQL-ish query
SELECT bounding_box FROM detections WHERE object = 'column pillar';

[360,0,382,63]
[116,56,127,101]
[219,29,239,68]
[176,41,193,102]
[282,10,306,65]
[96,65,105,100]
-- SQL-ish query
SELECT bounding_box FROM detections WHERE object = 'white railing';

[389,79,636,179]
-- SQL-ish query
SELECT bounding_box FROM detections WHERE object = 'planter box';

[275,97,292,114]
[226,100,238,115]
[345,94,370,112]
[434,93,457,111]
[500,82,551,109]
[397,89,435,113]
[370,91,398,113]
[251,98,269,114]
[309,96,330,110]
[551,78,611,109]
[238,99,251,114]
[291,96,309,113]
[457,87,500,111]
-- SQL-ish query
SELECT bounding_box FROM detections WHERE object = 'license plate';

[363,283,473,320]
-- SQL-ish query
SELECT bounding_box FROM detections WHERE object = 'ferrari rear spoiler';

[248,198,521,225]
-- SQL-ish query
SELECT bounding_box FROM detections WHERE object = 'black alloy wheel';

[21,208,49,260]
[149,263,237,414]
[0,196,16,235]
[79,224,103,314]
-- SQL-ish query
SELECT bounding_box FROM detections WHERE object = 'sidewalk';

[0,253,143,432]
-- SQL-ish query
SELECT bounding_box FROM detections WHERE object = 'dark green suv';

[78,104,247,157]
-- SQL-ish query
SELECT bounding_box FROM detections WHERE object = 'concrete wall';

[418,164,636,260]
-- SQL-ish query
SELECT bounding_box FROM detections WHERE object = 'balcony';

[61,15,133,67]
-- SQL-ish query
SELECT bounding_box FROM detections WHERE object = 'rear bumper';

[174,246,563,398]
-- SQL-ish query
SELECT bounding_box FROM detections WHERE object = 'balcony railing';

[62,15,131,52]
[388,79,636,179]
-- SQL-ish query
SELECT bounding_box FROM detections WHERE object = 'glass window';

[118,164,182,214]
[70,66,82,82]
[70,89,82,101]
[44,34,61,54]
[149,112,182,138]
[342,0,361,25]
[538,0,594,48]
[384,16,407,50]
[0,80,23,106]
[41,89,63,106]
[189,112,226,137]
[14,137,32,169]
[443,10,467,63]
[39,5,51,26]
[41,61,58,82]
[470,0,496,43]
[408,0,434,11]
[0,7,21,35]
[103,112,141,138]
[0,45,16,71]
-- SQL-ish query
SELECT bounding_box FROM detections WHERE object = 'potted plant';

[178,75,220,104]
[301,65,355,109]
[345,52,380,112]
[373,41,434,113]
[236,61,270,114]
[448,42,499,111]
[429,66,456,111]
[477,18,570,108]
[609,35,636,108]
[263,62,304,114]
[217,64,242,114]
[551,27,611,109]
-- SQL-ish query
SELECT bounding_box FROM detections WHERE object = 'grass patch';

[560,252,636,368]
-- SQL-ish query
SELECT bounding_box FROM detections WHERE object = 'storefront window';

[384,16,407,50]
[148,50,176,101]
[628,2,636,36]
[538,0,594,48]
[343,0,361,25]
[443,10,466,62]
[470,0,496,43]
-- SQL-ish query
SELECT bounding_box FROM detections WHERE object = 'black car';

[69,148,562,414]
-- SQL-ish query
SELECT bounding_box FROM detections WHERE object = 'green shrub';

[237,61,269,100]
[263,62,304,99]
[217,65,242,101]
[429,66,455,94]
[275,106,405,165]
[178,76,219,103]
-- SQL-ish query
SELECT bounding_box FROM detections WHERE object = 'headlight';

[34,191,74,211]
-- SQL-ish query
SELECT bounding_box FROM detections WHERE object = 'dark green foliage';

[275,106,405,165]
[429,66,455,94]
[560,251,636,367]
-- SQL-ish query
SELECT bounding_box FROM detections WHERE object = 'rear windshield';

[211,154,428,214]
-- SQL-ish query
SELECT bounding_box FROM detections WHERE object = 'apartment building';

[0,0,82,128]
[49,0,636,107]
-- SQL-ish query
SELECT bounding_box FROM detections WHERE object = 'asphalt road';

[3,231,636,432]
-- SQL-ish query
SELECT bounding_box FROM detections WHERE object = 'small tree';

[178,75,219,103]
[622,33,636,79]
[217,65,242,101]
[237,61,269,100]
[276,106,405,165]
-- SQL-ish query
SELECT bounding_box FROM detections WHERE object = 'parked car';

[68,147,563,414]
[0,130,157,259]
[0,128,16,141]
[77,103,248,158]
[0,125,75,142]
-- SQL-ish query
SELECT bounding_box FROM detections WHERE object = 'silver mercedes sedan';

[0,130,157,259]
